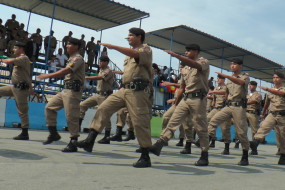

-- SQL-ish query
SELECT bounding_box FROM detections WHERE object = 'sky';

[1,0,285,88]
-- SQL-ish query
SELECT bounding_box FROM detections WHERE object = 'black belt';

[227,101,243,107]
[13,82,29,90]
[247,110,259,115]
[270,111,285,116]
[213,107,224,110]
[184,91,206,99]
[64,81,82,92]
[97,91,113,96]
[122,81,149,91]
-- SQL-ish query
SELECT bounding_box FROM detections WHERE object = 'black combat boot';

[209,137,215,148]
[72,129,98,152]
[238,149,249,166]
[109,126,122,141]
[133,148,151,168]
[43,126,61,145]
[278,154,285,165]
[136,147,142,153]
[13,128,29,140]
[195,151,209,166]
[123,130,136,141]
[234,139,240,149]
[97,130,110,144]
[249,139,260,154]
[149,139,165,156]
[176,138,184,147]
[194,138,200,148]
[221,143,230,155]
[79,118,83,133]
[180,142,191,154]
[276,148,281,155]
[62,137,78,152]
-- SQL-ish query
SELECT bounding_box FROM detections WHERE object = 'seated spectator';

[48,55,59,83]
[101,46,108,56]
[56,48,68,68]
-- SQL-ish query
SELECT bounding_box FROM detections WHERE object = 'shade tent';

[145,25,284,83]
[0,0,149,31]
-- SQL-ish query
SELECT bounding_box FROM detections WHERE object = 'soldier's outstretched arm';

[100,43,139,59]
[215,72,245,85]
[37,67,72,80]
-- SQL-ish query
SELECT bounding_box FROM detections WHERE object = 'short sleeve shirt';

[226,73,250,101]
[12,54,31,84]
[180,57,209,94]
[30,33,43,46]
[122,44,152,84]
[86,41,96,53]
[266,87,285,112]
[97,66,114,92]
[247,91,262,111]
[64,53,85,84]
[213,84,227,107]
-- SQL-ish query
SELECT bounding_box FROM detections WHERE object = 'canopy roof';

[0,0,149,31]
[145,25,284,83]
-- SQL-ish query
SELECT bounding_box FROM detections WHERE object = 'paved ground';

[0,128,284,190]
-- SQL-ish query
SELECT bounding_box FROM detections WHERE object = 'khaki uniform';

[246,91,262,137]
[86,41,96,67]
[79,39,86,58]
[208,84,232,143]
[0,54,31,128]
[116,107,134,131]
[44,35,57,57]
[208,73,250,150]
[255,87,285,154]
[88,44,153,148]
[0,37,6,56]
[45,53,84,137]
[160,58,210,151]
[79,66,114,130]
[206,97,213,113]
[0,24,7,36]
[30,33,43,47]
[5,19,19,39]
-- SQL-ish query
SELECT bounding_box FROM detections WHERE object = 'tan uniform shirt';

[64,53,85,84]
[30,33,43,46]
[247,91,262,111]
[86,41,96,53]
[0,24,6,34]
[266,87,285,112]
[44,35,57,48]
[226,73,250,101]
[213,84,227,107]
[97,66,114,92]
[122,44,152,84]
[5,19,19,30]
[12,54,31,85]
[181,57,209,94]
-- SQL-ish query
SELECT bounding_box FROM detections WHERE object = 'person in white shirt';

[56,48,68,68]
[48,55,59,83]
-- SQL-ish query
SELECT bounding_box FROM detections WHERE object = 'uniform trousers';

[246,112,260,137]
[208,108,232,143]
[208,106,249,150]
[0,85,29,128]
[89,88,152,148]
[79,94,111,131]
[160,97,209,151]
[45,89,82,137]
[255,113,285,154]
[116,107,134,131]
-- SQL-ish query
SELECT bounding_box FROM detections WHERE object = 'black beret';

[274,72,285,79]
[232,58,243,65]
[14,41,26,48]
[249,81,257,86]
[99,55,110,62]
[185,44,200,52]
[217,74,225,79]
[68,37,81,47]
[129,27,145,36]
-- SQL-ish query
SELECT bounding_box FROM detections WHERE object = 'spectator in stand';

[0,30,6,56]
[19,31,29,44]
[48,55,59,83]
[101,46,108,56]
[79,34,86,58]
[44,30,57,59]
[62,31,73,56]
[30,28,43,52]
[17,23,26,40]
[6,31,18,57]
[86,37,96,71]
[94,40,101,65]
[0,19,7,37]
[5,14,19,41]
[208,76,214,89]
[56,48,68,68]
[25,34,40,62]
[163,66,170,79]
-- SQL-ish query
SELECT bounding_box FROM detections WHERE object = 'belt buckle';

[129,82,136,90]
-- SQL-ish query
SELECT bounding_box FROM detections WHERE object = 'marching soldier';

[150,44,210,166]
[250,72,285,165]
[73,27,153,168]
[37,38,84,152]
[79,55,114,144]
[0,41,31,140]
[208,58,250,166]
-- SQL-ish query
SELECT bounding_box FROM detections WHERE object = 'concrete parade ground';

[0,128,284,190]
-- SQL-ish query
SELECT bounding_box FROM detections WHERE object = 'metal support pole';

[168,29,174,81]
[139,19,142,28]
[45,0,56,64]
[220,48,224,73]
[26,11,32,32]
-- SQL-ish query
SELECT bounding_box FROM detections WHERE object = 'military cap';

[217,74,225,79]
[185,44,200,52]
[99,55,110,62]
[14,41,26,48]
[249,81,257,86]
[232,58,243,65]
[274,72,285,79]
